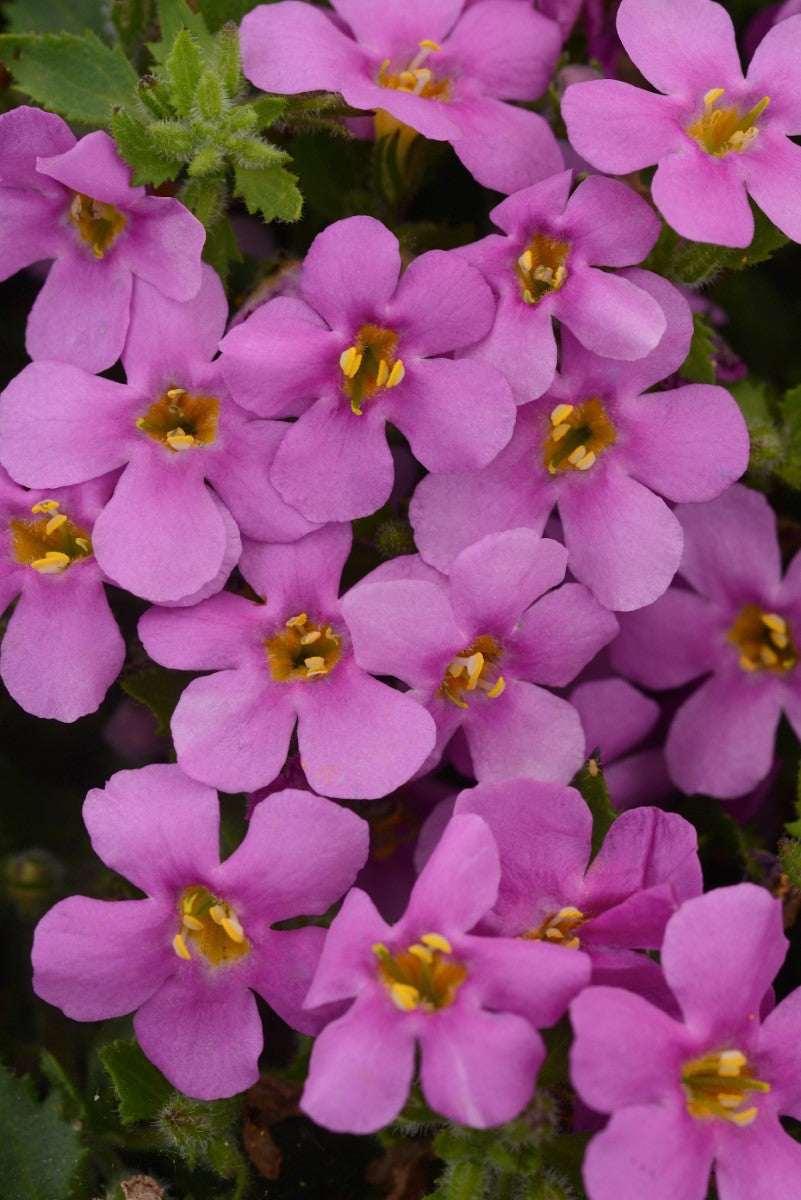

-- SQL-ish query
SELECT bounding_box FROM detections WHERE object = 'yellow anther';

[408,944,434,963]
[31,551,71,573]
[304,656,325,671]
[704,87,726,106]
[167,387,187,399]
[731,1107,758,1127]
[209,904,226,925]
[523,288,534,304]
[421,933,452,953]
[551,423,570,441]
[718,1093,744,1108]
[762,613,787,633]
[553,266,567,287]
[286,613,308,628]
[465,652,484,690]
[31,499,59,514]
[390,982,422,1011]
[339,346,363,378]
[760,646,778,666]
[399,70,418,87]
[770,630,789,649]
[518,250,534,272]
[588,757,600,777]
[135,418,148,430]
[563,936,581,949]
[545,928,564,941]
[301,630,321,645]
[221,916,244,943]
[44,513,67,535]
[75,538,91,552]
[419,39,441,51]
[568,444,588,465]
[173,933,192,960]
[376,358,390,388]
[372,942,390,956]
[412,68,432,94]
[387,359,406,388]
[576,450,597,471]
[550,403,574,426]
[165,429,195,451]
[486,676,506,699]
[183,890,199,912]
[182,914,203,931]
[557,907,583,921]
[718,1050,747,1074]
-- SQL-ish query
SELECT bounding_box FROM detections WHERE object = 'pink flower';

[563,0,801,247]
[0,107,204,371]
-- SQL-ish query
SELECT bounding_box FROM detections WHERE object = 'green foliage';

[730,378,801,489]
[780,836,801,891]
[233,162,302,223]
[99,1040,174,1126]
[0,30,138,126]
[785,759,801,839]
[680,313,717,385]
[572,754,616,859]
[646,206,789,288]
[3,0,111,38]
[683,796,762,881]
[120,664,195,735]
[0,1061,85,1200]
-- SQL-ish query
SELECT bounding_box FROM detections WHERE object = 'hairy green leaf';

[233,162,303,223]
[164,25,202,117]
[681,313,716,385]
[0,31,138,126]
[148,0,212,62]
[0,1062,85,1200]
[111,107,180,185]
[572,753,616,859]
[99,1040,174,1125]
[4,0,110,38]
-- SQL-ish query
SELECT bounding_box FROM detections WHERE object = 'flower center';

[265,612,342,682]
[543,399,616,475]
[10,500,92,574]
[516,234,570,305]
[523,906,587,950]
[136,387,220,452]
[378,39,451,102]
[373,932,467,1012]
[339,325,405,416]
[728,605,797,673]
[68,192,127,259]
[687,88,770,157]
[682,1048,769,1126]
[439,634,505,708]
[172,886,249,967]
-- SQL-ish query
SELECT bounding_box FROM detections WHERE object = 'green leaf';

[99,1039,174,1125]
[786,759,801,839]
[729,377,784,479]
[196,0,254,31]
[4,0,110,38]
[780,837,801,891]
[681,313,716,385]
[0,1061,85,1200]
[111,0,158,64]
[233,162,303,223]
[112,107,179,186]
[572,754,616,859]
[148,0,212,63]
[120,665,195,735]
[0,31,138,127]
[684,795,762,880]
[250,94,287,130]
[201,212,241,284]
[164,26,202,118]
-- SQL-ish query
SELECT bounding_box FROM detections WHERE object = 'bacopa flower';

[0,468,124,721]
[341,528,618,782]
[0,106,204,371]
[562,0,801,247]
[0,265,316,604]
[219,215,516,521]
[300,813,590,1132]
[611,484,801,799]
[239,0,563,194]
[570,884,801,1200]
[455,171,668,404]
[411,271,749,610]
[32,765,369,1099]
[138,523,437,799]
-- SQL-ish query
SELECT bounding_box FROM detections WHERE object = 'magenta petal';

[716,1112,801,1200]
[666,671,783,799]
[2,569,123,722]
[559,470,683,612]
[449,529,567,636]
[571,678,660,762]
[38,130,137,205]
[1,105,74,187]
[467,294,558,404]
[301,216,400,332]
[464,680,585,783]
[610,588,724,689]
[83,764,221,896]
[662,884,786,1040]
[92,452,231,603]
[563,175,661,266]
[26,250,132,372]
[616,0,742,97]
[451,98,564,194]
[419,1005,542,1126]
[247,926,328,1034]
[386,250,495,356]
[617,383,749,502]
[0,361,134,487]
[758,988,801,1115]
[562,81,682,174]
[747,16,801,132]
[383,358,515,473]
[332,0,465,46]
[464,935,590,1026]
[557,267,666,362]
[342,579,462,690]
[305,887,391,1009]
[652,148,753,247]
[404,812,500,935]
[0,191,65,280]
[676,484,782,603]
[570,986,693,1110]
[123,265,226,392]
[443,2,560,99]
[238,522,351,612]
[241,1,371,95]
[512,583,618,687]
[32,896,173,1019]
[301,989,416,1133]
[271,396,394,521]
[295,660,436,799]
[742,131,801,244]
[172,668,297,794]
[581,1100,713,1200]
[135,972,261,1099]
[216,789,369,922]
[139,592,258,670]
[120,198,204,300]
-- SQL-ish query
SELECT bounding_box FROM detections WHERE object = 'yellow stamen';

[173,933,191,960]
[221,916,244,943]
[551,423,570,441]
[576,450,597,471]
[550,403,574,426]
[486,676,506,698]
[165,429,195,451]
[762,613,787,633]
[182,914,203,931]
[421,933,452,953]
[390,982,422,1010]
[386,359,405,388]
[408,944,434,963]
[286,613,308,628]
[339,346,363,378]
[167,387,187,399]
[567,444,588,465]
[301,630,321,645]
[419,39,441,51]
[376,358,390,388]
[209,904,226,925]
[518,250,534,272]
[704,87,726,106]
[45,513,67,535]
[30,551,71,573]
[465,651,484,690]
[30,500,60,514]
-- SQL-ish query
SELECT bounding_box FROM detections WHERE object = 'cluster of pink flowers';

[5,0,801,1195]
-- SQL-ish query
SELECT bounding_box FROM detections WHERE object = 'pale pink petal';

[26,251,133,372]
[616,0,743,98]
[652,147,754,247]
[562,81,683,173]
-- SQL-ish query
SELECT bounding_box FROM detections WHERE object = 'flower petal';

[26,251,133,373]
[562,80,682,173]
[511,582,619,687]
[300,215,401,332]
[556,267,666,362]
[464,679,585,783]
[449,529,567,637]
[616,0,742,98]
[652,147,753,248]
